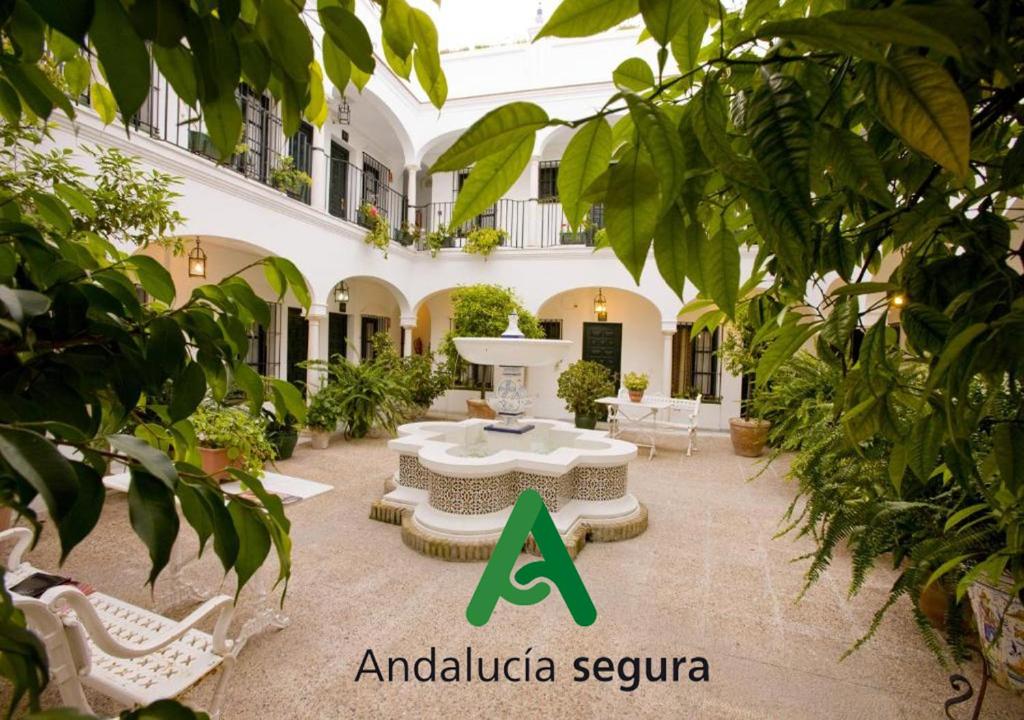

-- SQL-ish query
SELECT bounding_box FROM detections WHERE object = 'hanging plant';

[424,222,453,257]
[359,202,391,257]
[463,227,506,258]
[269,156,312,195]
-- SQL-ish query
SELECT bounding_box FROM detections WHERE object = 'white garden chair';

[661,394,702,456]
[2,528,237,719]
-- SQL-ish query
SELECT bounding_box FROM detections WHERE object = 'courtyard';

[13,434,1020,719]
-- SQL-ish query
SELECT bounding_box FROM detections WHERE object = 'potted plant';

[192,404,274,480]
[263,409,300,460]
[370,332,451,418]
[322,354,410,438]
[440,284,545,418]
[424,223,453,257]
[557,360,615,429]
[622,371,649,403]
[719,301,775,457]
[463,227,506,257]
[306,386,339,449]
[359,202,391,256]
[268,156,313,196]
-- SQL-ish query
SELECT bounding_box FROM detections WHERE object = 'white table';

[596,396,671,458]
[103,471,332,650]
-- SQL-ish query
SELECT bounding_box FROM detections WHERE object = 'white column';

[305,302,328,394]
[525,155,541,247]
[405,163,419,226]
[661,320,677,397]
[350,314,362,364]
[401,315,416,357]
[310,125,329,213]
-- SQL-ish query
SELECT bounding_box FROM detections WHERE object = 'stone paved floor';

[8,433,1024,719]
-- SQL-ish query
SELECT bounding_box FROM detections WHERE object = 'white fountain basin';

[380,418,644,544]
[453,337,572,367]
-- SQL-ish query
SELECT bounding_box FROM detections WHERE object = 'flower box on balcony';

[188,130,218,160]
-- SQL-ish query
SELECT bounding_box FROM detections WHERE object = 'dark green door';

[328,312,347,360]
[582,322,622,385]
[328,141,349,219]
[287,307,308,390]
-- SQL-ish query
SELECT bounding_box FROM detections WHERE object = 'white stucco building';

[45,1,757,429]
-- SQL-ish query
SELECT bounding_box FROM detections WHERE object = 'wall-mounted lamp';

[187,237,207,278]
[594,288,608,321]
[334,280,350,304]
[890,293,906,308]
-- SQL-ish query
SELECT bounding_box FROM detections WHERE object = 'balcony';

[410,199,605,250]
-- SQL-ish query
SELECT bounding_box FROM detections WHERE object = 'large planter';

[0,506,11,532]
[271,428,299,460]
[920,579,974,635]
[967,574,1024,694]
[627,389,644,403]
[309,430,332,450]
[199,446,245,481]
[729,417,771,457]
[574,412,598,430]
[467,398,497,420]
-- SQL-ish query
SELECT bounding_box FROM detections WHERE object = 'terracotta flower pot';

[628,389,644,403]
[729,417,771,457]
[467,398,497,419]
[310,430,332,450]
[198,446,245,482]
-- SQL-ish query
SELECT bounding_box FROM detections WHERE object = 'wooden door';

[582,322,622,385]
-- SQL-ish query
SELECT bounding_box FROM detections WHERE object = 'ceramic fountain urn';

[453,313,572,434]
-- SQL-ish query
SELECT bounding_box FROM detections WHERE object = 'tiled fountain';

[371,314,648,561]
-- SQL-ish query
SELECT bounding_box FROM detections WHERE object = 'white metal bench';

[645,394,702,456]
[2,528,237,719]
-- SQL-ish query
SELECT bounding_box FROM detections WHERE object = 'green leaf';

[907,411,943,481]
[381,0,415,59]
[944,503,987,532]
[153,44,198,107]
[900,303,950,355]
[927,323,987,393]
[257,0,314,81]
[0,78,21,124]
[0,427,77,524]
[432,102,548,172]
[829,281,898,297]
[30,191,73,233]
[53,182,95,218]
[89,0,151,118]
[653,203,688,298]
[924,555,971,592]
[639,0,689,46]
[169,361,207,422]
[558,118,612,232]
[89,82,117,124]
[605,144,660,283]
[697,228,740,318]
[823,9,961,60]
[228,500,271,596]
[450,133,534,229]
[320,5,375,74]
[30,0,94,44]
[147,316,187,375]
[873,55,970,179]
[993,423,1024,492]
[266,256,310,309]
[748,72,812,215]
[824,126,893,207]
[176,481,213,557]
[57,463,104,563]
[756,17,886,63]
[670,4,707,79]
[126,255,175,304]
[270,378,306,425]
[693,78,766,188]
[756,316,819,385]
[108,434,178,489]
[626,95,686,205]
[409,8,446,108]
[62,55,90,97]
[233,361,265,415]
[322,39,352,95]
[535,0,639,40]
[384,42,412,80]
[613,58,654,92]
[128,469,180,585]
[128,0,187,47]
[201,90,243,161]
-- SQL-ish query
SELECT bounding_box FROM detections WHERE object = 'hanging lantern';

[594,288,608,321]
[334,280,350,304]
[336,96,351,125]
[890,292,906,308]
[187,237,207,278]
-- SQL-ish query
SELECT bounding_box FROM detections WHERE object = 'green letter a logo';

[466,489,596,627]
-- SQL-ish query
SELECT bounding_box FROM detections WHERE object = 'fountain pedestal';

[487,365,533,433]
